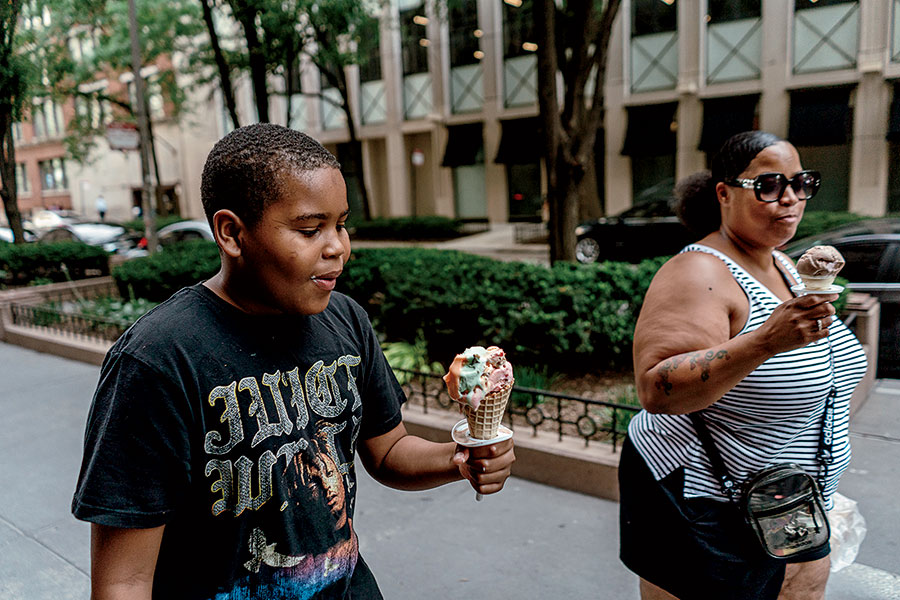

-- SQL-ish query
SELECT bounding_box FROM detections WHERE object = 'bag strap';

[691,336,837,500]
[688,413,740,502]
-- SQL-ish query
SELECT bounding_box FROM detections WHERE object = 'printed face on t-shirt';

[235,167,351,316]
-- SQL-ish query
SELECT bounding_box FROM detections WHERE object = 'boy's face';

[236,167,350,315]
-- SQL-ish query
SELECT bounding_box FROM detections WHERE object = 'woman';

[619,131,867,600]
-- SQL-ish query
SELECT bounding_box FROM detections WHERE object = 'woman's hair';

[675,130,783,236]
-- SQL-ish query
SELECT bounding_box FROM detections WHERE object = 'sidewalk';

[1,342,899,599]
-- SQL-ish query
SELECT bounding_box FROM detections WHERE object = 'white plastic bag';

[827,492,867,572]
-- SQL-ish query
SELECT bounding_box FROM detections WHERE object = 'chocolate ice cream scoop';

[797,245,845,277]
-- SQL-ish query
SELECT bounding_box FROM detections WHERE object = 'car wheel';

[575,238,601,264]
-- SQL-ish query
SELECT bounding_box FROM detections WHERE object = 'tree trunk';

[201,0,240,129]
[0,111,26,244]
[146,116,165,217]
[230,0,269,122]
[335,71,371,221]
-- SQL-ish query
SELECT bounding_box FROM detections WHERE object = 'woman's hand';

[752,293,838,355]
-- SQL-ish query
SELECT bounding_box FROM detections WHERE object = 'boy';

[72,124,515,600]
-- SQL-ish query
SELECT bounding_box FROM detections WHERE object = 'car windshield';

[620,199,675,218]
[783,219,900,256]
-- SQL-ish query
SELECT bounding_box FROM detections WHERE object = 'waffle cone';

[463,380,514,440]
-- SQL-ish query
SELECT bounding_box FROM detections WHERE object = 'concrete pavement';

[2,341,899,599]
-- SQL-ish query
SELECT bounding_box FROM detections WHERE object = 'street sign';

[106,122,140,151]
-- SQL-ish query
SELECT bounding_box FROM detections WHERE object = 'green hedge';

[338,248,667,372]
[349,216,464,240]
[790,211,870,242]
[112,240,220,302]
[0,241,109,287]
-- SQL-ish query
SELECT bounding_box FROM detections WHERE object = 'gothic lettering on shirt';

[203,354,364,517]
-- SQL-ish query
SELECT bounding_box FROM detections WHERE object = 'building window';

[707,0,760,23]
[789,88,853,212]
[795,0,855,8]
[633,0,677,37]
[400,2,429,76]
[39,158,68,191]
[15,164,30,194]
[357,17,382,83]
[450,0,481,67]
[12,122,23,143]
[32,99,64,139]
[503,0,536,59]
[621,103,677,204]
[128,78,165,120]
[631,0,678,92]
[74,95,109,129]
[68,30,97,62]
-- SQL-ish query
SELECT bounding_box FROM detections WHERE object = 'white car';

[125,220,214,257]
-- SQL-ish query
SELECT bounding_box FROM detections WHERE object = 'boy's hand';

[452,439,516,496]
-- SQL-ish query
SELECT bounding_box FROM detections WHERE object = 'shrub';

[790,211,869,242]
[112,239,220,302]
[349,216,464,240]
[0,241,109,287]
[338,248,666,373]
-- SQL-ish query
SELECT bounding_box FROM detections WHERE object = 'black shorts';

[618,438,829,600]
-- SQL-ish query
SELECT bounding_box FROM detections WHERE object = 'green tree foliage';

[37,0,202,162]
[192,0,382,218]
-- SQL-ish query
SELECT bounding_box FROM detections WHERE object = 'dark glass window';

[834,242,888,283]
[503,0,536,59]
[507,163,543,221]
[632,0,677,37]
[449,0,480,67]
[400,5,429,76]
[357,17,382,83]
[795,0,855,10]
[707,0,760,23]
[888,142,900,213]
[38,158,68,191]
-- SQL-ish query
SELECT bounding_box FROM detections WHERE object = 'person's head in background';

[675,131,821,250]
[201,124,350,316]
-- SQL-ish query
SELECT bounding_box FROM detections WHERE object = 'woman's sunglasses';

[724,170,821,203]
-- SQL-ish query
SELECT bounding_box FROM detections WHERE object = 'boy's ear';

[212,210,244,258]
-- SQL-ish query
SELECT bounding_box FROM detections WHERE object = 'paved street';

[1,341,899,599]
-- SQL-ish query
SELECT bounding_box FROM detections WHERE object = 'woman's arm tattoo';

[654,350,730,396]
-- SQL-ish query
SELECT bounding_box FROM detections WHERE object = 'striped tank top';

[627,244,868,508]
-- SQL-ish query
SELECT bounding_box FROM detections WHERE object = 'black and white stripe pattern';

[628,244,868,508]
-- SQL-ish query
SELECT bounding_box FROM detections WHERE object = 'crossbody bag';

[689,339,837,560]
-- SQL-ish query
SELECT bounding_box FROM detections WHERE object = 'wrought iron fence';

[396,368,639,451]
[9,302,127,343]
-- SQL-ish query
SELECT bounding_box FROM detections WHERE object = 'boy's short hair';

[201,123,341,228]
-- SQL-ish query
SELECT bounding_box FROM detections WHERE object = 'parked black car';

[783,217,900,378]
[574,197,695,264]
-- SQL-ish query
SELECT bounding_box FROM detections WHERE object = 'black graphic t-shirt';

[72,284,405,600]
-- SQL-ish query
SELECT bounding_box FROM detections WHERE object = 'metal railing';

[396,368,639,451]
[9,302,127,343]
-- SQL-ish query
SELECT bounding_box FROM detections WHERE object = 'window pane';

[15,164,29,193]
[633,0,677,37]
[357,17,382,82]
[400,5,428,76]
[503,0,536,59]
[707,0,760,23]
[795,0,855,10]
[450,0,480,67]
